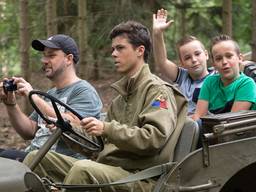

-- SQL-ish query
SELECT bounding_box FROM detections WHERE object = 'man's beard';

[41,65,65,81]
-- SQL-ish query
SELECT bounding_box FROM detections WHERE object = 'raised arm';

[0,79,37,140]
[1,77,80,140]
[152,8,178,82]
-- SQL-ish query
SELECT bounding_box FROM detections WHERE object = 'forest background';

[0,0,255,149]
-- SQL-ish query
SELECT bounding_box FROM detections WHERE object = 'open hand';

[153,8,174,34]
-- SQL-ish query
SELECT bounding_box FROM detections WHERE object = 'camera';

[3,79,17,92]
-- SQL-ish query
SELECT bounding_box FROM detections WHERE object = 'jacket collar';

[111,64,150,97]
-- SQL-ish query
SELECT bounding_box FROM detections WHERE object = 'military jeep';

[1,90,256,192]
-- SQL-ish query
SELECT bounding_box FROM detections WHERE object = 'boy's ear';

[136,45,145,57]
[178,54,184,67]
[205,50,209,60]
[211,58,217,68]
[239,53,244,62]
[238,54,244,71]
[179,59,185,67]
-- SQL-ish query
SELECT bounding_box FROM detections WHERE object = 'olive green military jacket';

[97,64,187,170]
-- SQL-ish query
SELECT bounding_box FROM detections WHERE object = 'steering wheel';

[28,90,104,152]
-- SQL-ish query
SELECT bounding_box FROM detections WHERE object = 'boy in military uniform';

[23,21,187,191]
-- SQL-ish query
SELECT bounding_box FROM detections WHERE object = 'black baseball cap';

[31,34,79,64]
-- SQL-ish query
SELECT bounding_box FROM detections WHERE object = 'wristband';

[3,100,16,106]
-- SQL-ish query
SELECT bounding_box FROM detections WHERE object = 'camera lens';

[3,79,17,92]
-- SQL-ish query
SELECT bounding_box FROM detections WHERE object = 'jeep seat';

[173,117,199,162]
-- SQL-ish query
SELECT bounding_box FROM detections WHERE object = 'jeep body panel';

[159,136,256,191]
[0,157,31,192]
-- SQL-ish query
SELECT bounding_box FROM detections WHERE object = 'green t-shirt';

[199,73,256,114]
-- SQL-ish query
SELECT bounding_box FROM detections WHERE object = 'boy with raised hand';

[153,8,212,115]
[192,34,256,121]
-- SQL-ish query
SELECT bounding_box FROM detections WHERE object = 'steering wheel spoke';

[28,90,104,153]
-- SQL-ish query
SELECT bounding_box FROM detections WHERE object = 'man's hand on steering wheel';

[29,90,104,152]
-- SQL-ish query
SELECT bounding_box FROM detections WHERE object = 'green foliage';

[233,0,252,53]
[0,0,47,75]
[0,1,20,76]
[28,0,47,71]
[86,0,160,71]
[0,0,253,77]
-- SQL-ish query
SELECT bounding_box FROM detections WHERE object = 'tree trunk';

[222,0,232,36]
[78,0,89,79]
[176,0,187,38]
[252,0,256,61]
[63,0,69,33]
[46,0,57,37]
[180,8,186,37]
[19,0,31,114]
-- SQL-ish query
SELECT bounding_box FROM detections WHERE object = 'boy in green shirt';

[192,35,256,121]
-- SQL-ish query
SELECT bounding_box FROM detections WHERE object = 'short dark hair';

[109,21,152,62]
[176,35,205,60]
[210,34,240,59]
